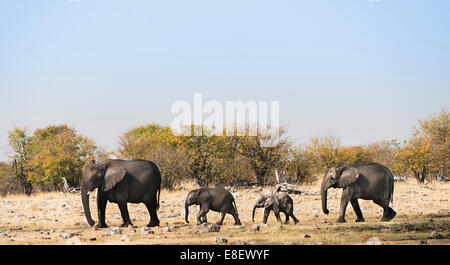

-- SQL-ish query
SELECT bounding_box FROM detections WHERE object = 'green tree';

[7,128,33,195]
[238,128,287,186]
[0,162,15,196]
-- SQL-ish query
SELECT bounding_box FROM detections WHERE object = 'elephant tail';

[156,185,161,210]
[232,199,239,215]
[390,180,394,205]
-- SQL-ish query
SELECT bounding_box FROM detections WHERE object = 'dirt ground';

[0,179,449,245]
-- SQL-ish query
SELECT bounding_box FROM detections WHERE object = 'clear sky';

[1,0,449,161]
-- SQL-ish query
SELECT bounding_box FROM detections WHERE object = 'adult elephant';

[321,163,396,223]
[81,159,161,228]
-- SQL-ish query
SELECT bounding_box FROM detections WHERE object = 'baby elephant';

[185,187,241,226]
[252,193,299,225]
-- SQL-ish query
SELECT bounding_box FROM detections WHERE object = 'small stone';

[366,237,382,245]
[235,240,248,245]
[66,237,82,245]
[196,223,221,233]
[216,237,228,244]
[110,227,122,235]
[163,226,174,233]
[429,231,443,239]
[250,224,261,232]
[61,233,73,239]
[120,235,131,242]
[140,227,154,235]
[301,234,311,239]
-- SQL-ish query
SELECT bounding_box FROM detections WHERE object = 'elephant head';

[81,160,126,226]
[321,165,359,215]
[252,195,277,222]
[184,189,201,223]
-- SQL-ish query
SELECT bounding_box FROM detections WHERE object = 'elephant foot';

[294,219,299,225]
[96,223,108,229]
[215,222,224,226]
[336,218,346,223]
[147,221,160,227]
[121,223,134,228]
[381,209,397,222]
[355,217,365,223]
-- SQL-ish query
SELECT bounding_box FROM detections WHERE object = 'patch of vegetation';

[331,220,450,234]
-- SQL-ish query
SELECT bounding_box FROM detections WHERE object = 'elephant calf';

[185,187,241,226]
[252,193,299,225]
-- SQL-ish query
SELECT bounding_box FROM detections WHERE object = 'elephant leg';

[197,204,209,225]
[144,202,160,227]
[273,210,282,224]
[337,189,351,223]
[217,212,226,226]
[263,208,271,224]
[284,213,290,224]
[289,210,299,225]
[225,205,241,225]
[232,213,241,226]
[118,202,133,228]
[201,214,208,223]
[373,200,396,222]
[350,199,365,222]
[96,193,108,228]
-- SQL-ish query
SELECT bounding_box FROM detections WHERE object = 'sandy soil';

[0,179,448,245]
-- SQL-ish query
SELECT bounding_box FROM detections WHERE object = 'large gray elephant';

[321,163,396,223]
[185,187,241,226]
[81,159,161,228]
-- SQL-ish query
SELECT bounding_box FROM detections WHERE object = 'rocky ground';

[0,179,449,245]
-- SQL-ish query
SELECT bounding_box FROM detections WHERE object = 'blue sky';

[0,0,449,160]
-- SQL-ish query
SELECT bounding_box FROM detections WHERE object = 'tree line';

[0,109,448,195]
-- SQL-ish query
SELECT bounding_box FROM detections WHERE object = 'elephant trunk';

[81,185,95,226]
[321,181,329,215]
[185,202,190,224]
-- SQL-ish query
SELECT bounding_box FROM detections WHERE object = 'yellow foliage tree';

[396,109,449,182]
[26,125,105,189]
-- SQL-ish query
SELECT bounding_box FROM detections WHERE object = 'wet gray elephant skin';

[185,187,241,225]
[321,163,396,223]
[81,159,161,228]
[252,193,299,224]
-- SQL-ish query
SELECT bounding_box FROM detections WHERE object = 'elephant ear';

[264,196,277,208]
[337,166,359,188]
[198,190,212,205]
[103,164,126,192]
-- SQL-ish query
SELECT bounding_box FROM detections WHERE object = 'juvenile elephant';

[321,163,396,223]
[81,159,161,228]
[252,193,299,225]
[185,187,241,226]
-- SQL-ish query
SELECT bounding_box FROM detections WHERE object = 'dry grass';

[0,179,449,245]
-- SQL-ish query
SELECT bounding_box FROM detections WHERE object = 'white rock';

[366,237,382,245]
[66,237,82,245]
